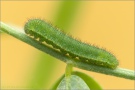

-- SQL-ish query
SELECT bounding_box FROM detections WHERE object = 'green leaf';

[51,71,102,90]
[73,71,102,90]
[57,75,90,90]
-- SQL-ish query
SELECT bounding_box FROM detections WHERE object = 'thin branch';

[0,22,135,80]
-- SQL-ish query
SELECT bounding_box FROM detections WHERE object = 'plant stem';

[0,22,135,80]
[65,61,73,77]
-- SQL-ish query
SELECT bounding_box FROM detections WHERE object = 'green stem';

[65,61,73,77]
[0,22,135,80]
[65,62,72,90]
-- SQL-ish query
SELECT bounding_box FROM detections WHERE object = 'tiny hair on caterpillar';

[24,19,119,69]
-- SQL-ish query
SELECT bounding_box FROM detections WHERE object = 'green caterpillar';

[24,19,119,69]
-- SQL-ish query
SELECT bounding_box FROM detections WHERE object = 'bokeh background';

[1,1,134,89]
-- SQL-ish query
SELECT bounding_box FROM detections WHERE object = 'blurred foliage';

[53,1,80,30]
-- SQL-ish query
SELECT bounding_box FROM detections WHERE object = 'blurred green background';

[1,1,134,89]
